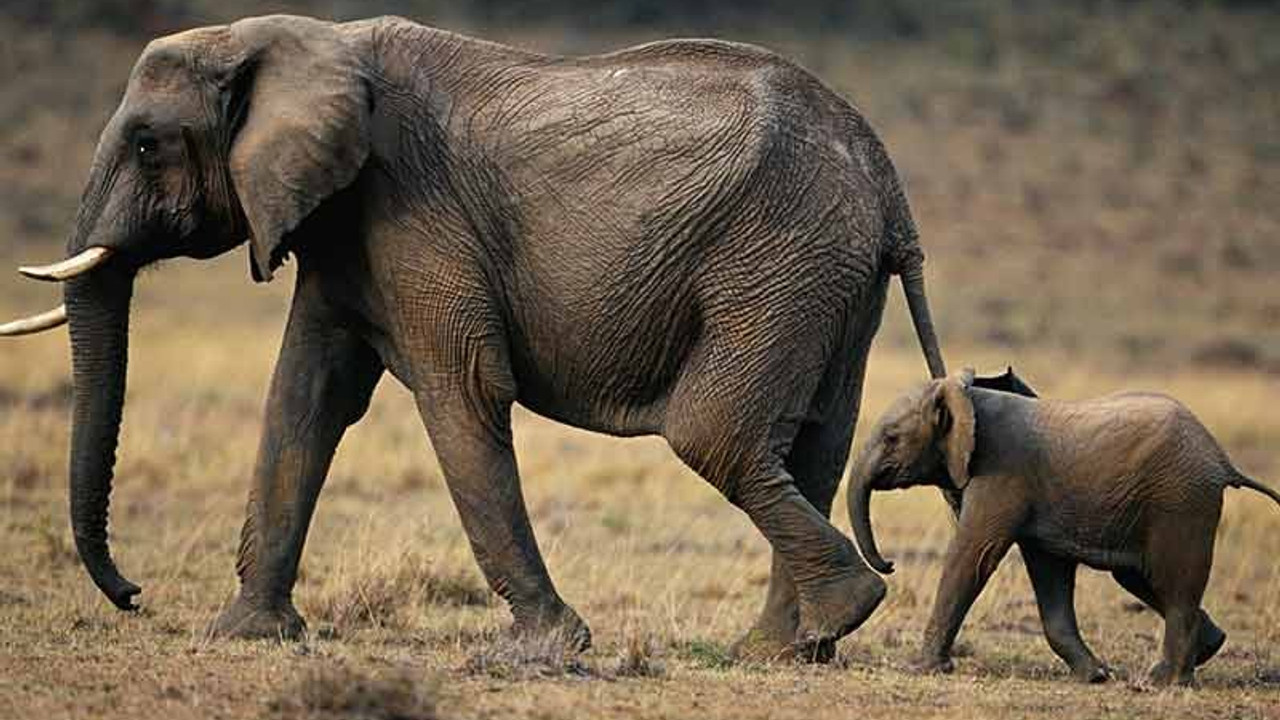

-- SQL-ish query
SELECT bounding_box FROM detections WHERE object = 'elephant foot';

[1069,660,1111,684]
[1195,621,1226,667]
[1147,660,1195,688]
[795,569,886,649]
[208,596,306,641]
[511,601,592,654]
[911,654,955,675]
[730,627,835,664]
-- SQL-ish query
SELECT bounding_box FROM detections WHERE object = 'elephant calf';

[846,368,1280,686]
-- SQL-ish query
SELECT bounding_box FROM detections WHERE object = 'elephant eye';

[135,135,159,160]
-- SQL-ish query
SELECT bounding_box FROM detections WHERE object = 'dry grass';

[2,4,1280,719]
[3,262,1276,718]
[267,663,441,720]
[310,550,491,636]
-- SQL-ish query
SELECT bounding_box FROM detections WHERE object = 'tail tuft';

[1233,472,1280,509]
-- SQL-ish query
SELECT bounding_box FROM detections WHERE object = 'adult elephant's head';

[0,16,371,610]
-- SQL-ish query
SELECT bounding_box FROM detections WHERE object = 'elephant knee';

[664,427,762,498]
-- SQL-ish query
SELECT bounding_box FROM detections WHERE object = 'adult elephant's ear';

[225,15,370,282]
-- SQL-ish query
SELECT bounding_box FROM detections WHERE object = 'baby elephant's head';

[846,367,1035,574]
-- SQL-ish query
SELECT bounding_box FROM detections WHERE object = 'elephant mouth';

[869,464,902,491]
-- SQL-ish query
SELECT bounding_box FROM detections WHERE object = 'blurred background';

[2,0,1277,370]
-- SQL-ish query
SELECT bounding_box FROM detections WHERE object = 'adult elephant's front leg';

[210,280,383,640]
[417,376,589,650]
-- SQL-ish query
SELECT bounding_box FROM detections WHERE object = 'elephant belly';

[1032,538,1142,573]
[506,290,704,437]
[1024,510,1146,572]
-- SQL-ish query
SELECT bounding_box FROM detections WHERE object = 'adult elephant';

[1,15,946,660]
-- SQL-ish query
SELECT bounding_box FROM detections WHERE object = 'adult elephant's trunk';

[64,268,142,610]
[847,450,895,575]
[900,263,946,380]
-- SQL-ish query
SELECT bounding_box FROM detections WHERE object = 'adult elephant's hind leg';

[667,355,884,661]
[416,375,589,651]
[724,454,883,655]
[730,419,855,663]
[730,284,884,664]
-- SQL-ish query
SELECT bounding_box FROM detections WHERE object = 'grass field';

[2,4,1279,719]
[2,255,1278,719]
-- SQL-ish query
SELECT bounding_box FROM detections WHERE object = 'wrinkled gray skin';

[4,16,950,659]
[848,369,1280,686]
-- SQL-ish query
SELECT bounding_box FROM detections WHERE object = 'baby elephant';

[846,368,1280,686]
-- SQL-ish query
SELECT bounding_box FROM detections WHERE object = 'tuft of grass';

[422,571,493,609]
[613,634,666,678]
[267,663,440,720]
[311,553,490,633]
[462,629,594,680]
[677,639,735,670]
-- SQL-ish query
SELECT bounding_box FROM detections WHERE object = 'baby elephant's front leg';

[1022,545,1109,683]
[917,480,1025,673]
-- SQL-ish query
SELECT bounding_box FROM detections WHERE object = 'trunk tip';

[76,538,143,610]
[103,578,142,611]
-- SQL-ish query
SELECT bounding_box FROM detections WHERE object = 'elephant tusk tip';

[17,265,55,281]
[0,305,69,337]
[18,247,113,282]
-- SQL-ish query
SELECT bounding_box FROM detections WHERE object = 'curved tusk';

[19,247,113,282]
[0,304,68,336]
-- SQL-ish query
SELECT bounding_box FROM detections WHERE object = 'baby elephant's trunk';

[847,449,895,574]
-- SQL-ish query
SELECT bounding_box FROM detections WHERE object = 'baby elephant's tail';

[1232,473,1280,509]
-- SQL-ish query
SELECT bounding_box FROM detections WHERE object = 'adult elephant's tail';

[900,264,946,380]
[876,148,947,380]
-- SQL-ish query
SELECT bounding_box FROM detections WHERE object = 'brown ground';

[1,5,1278,719]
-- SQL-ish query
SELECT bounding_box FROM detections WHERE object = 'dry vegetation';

[1,3,1278,719]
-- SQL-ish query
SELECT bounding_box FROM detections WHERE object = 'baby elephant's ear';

[933,378,976,488]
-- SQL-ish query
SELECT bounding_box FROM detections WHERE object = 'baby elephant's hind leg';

[1021,545,1109,683]
[1112,569,1226,667]
[1124,536,1214,686]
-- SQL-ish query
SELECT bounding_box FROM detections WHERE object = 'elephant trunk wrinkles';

[65,269,142,610]
[900,263,946,380]
[847,452,895,575]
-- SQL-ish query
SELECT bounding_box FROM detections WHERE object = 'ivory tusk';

[0,304,68,336]
[19,247,113,282]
